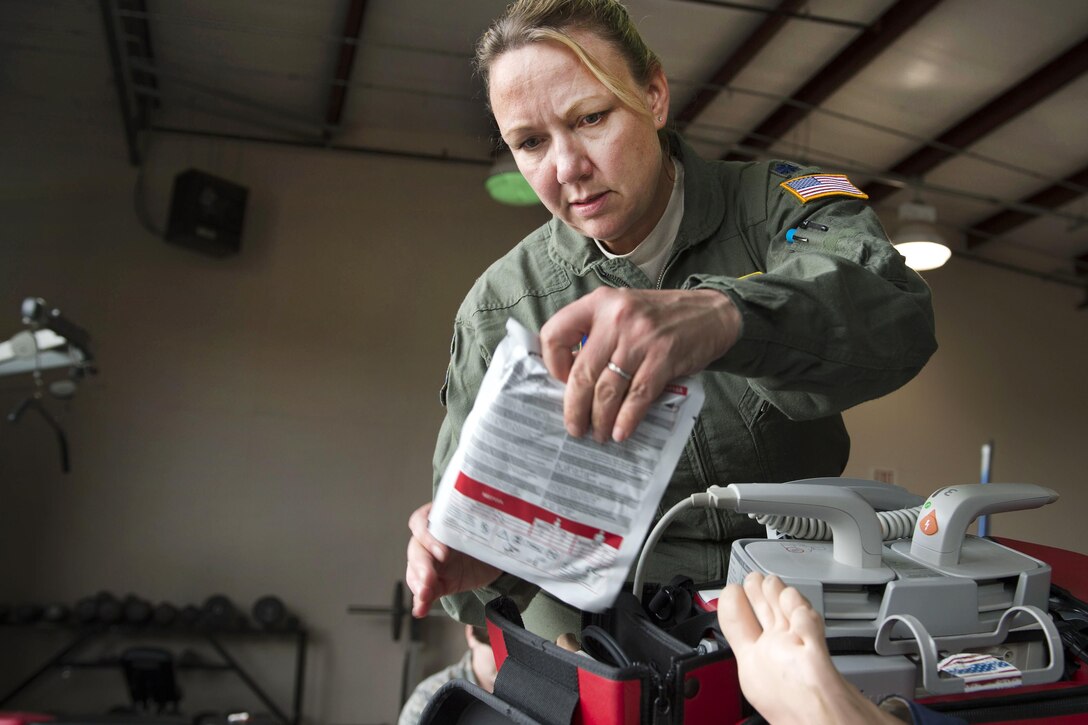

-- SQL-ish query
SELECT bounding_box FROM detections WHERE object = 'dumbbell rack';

[0,620,307,724]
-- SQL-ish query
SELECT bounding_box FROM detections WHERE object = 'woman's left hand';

[539,287,741,443]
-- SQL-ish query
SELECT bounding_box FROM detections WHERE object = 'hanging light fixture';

[893,200,951,271]
[485,151,539,206]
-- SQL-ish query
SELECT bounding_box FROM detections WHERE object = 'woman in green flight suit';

[406,0,937,643]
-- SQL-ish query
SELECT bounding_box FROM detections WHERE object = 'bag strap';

[493,655,579,725]
[665,611,721,648]
[485,596,590,725]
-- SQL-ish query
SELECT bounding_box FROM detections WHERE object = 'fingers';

[540,294,599,385]
[761,572,791,631]
[610,349,672,442]
[717,582,762,656]
[587,355,633,443]
[405,536,438,617]
[542,288,652,441]
[406,502,445,617]
[731,573,822,645]
[408,502,448,563]
[542,288,741,442]
[405,502,505,618]
[544,293,622,439]
[781,586,829,654]
[742,571,777,631]
[564,345,613,439]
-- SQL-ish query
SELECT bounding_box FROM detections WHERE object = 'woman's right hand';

[540,287,741,443]
[405,502,502,617]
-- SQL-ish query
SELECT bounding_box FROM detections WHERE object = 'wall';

[0,110,548,722]
[843,257,1088,554]
[1,110,1085,722]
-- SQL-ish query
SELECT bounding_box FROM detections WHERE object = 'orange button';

[920,510,939,536]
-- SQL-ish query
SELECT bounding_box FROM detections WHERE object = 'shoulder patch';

[780,174,868,203]
[770,161,801,178]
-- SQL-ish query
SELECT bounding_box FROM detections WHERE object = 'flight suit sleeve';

[431,316,541,626]
[688,164,938,420]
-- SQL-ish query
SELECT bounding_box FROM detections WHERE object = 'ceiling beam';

[323,0,368,140]
[675,0,806,129]
[965,163,1088,249]
[723,0,943,161]
[120,0,158,118]
[677,0,866,30]
[866,36,1088,203]
[151,124,492,167]
[99,0,157,165]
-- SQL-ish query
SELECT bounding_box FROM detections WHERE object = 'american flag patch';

[780,174,868,203]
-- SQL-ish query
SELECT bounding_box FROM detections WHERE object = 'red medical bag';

[420,538,1088,724]
[420,593,743,725]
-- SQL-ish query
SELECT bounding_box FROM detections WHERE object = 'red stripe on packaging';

[455,472,623,549]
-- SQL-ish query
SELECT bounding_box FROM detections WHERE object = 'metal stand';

[348,581,438,708]
[0,624,307,724]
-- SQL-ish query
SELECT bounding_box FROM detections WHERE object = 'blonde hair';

[476,0,662,120]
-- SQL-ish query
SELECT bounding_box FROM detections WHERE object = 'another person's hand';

[717,572,900,725]
[539,287,741,442]
[405,502,502,618]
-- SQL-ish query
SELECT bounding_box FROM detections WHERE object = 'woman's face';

[488,32,671,255]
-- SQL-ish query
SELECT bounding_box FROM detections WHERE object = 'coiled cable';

[752,505,922,541]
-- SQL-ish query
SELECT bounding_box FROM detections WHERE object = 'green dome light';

[486,152,540,206]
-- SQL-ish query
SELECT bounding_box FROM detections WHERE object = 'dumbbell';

[202,595,245,630]
[178,604,202,628]
[72,592,132,626]
[95,591,123,624]
[252,595,285,628]
[74,595,99,624]
[252,595,299,631]
[153,601,179,627]
[123,595,153,625]
[42,603,71,624]
[12,604,43,625]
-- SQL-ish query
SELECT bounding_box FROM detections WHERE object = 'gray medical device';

[635,479,1063,700]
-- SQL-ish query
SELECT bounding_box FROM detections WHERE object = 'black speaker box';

[165,169,248,257]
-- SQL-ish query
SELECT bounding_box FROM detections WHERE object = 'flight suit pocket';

[739,384,850,482]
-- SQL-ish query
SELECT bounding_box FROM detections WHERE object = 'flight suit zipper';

[656,246,681,290]
[597,268,629,290]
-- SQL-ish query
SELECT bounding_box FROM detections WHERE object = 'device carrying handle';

[874,605,1063,695]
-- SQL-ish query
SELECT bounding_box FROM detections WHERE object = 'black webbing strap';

[491,595,526,629]
[666,611,720,647]
[486,598,581,725]
[493,640,579,725]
